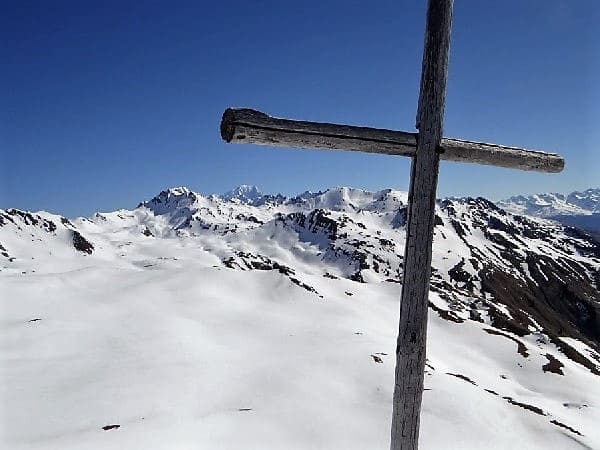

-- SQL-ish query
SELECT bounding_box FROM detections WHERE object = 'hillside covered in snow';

[1,186,599,449]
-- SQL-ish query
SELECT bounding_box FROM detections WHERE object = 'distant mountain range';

[499,188,600,239]
[1,185,599,449]
[498,188,599,217]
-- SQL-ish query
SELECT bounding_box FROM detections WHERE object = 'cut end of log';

[554,157,566,173]
[221,108,273,143]
[220,108,236,142]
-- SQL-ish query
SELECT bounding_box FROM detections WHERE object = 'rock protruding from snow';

[72,230,94,254]
[140,187,198,215]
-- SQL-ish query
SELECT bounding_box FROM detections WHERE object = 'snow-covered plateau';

[1,185,599,449]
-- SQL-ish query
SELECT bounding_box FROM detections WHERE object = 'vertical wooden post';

[390,1,453,449]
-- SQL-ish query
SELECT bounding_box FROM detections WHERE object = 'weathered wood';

[391,1,453,449]
[221,107,417,156]
[220,108,564,173]
[220,1,567,448]
[440,138,563,172]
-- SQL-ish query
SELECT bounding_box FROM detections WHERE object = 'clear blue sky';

[2,0,598,217]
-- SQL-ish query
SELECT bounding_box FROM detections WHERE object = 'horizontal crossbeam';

[220,108,564,173]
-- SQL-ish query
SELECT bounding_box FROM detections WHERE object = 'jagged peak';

[167,186,192,196]
[222,184,262,202]
[138,186,202,215]
[141,186,198,205]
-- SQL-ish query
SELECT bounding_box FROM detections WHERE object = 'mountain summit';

[222,184,263,203]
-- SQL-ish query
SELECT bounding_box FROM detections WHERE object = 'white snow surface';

[1,186,599,449]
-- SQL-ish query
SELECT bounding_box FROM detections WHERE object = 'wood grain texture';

[391,1,453,449]
[220,108,564,173]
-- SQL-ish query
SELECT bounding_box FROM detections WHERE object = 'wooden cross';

[219,1,564,448]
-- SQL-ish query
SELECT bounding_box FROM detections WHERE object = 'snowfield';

[1,186,599,449]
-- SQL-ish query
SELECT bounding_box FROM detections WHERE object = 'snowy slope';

[1,187,599,450]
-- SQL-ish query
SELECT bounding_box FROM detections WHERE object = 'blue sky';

[2,0,598,217]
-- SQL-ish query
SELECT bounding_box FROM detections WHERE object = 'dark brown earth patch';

[0,242,9,259]
[523,253,600,347]
[547,335,599,376]
[450,219,467,239]
[563,226,600,259]
[446,373,477,385]
[503,396,546,416]
[478,269,533,337]
[72,230,94,254]
[289,276,321,297]
[350,271,365,283]
[448,258,475,290]
[469,307,484,323]
[550,419,583,436]
[542,353,565,375]
[563,402,588,409]
[60,217,74,227]
[307,209,338,240]
[428,301,464,323]
[102,424,120,431]
[370,354,383,363]
[483,328,529,357]
[224,252,322,296]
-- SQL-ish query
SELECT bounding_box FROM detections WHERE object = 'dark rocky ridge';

[72,230,94,254]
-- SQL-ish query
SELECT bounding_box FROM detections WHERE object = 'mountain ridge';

[3,185,598,352]
[498,188,600,239]
[1,185,599,449]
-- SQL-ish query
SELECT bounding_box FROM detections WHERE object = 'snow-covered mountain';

[1,186,599,449]
[499,188,600,240]
[498,188,600,217]
[222,184,262,203]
